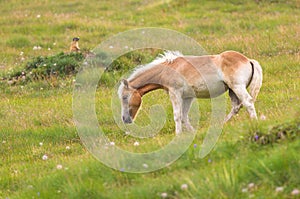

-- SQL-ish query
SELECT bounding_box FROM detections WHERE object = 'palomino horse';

[118,51,263,134]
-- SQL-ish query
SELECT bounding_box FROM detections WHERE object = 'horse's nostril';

[122,116,125,121]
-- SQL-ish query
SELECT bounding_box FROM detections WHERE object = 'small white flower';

[39,142,43,146]
[27,185,33,189]
[242,188,248,193]
[36,14,41,18]
[40,87,43,90]
[125,131,130,135]
[142,163,148,168]
[291,189,300,195]
[43,64,46,67]
[21,86,24,89]
[37,46,42,50]
[275,186,284,192]
[181,184,188,190]
[48,48,51,51]
[124,46,129,49]
[133,141,139,146]
[248,183,255,189]
[20,51,24,56]
[42,154,48,160]
[66,146,70,150]
[53,63,57,66]
[33,46,38,50]
[21,57,25,61]
[161,192,168,198]
[2,140,6,144]
[53,42,56,46]
[110,142,115,146]
[109,45,114,49]
[56,164,63,170]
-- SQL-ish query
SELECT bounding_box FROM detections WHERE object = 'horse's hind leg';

[224,89,242,122]
[230,86,258,120]
[182,98,195,131]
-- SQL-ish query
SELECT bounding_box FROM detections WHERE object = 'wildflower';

[20,51,24,56]
[109,45,114,49]
[133,141,139,146]
[53,42,56,46]
[161,192,168,198]
[242,188,248,193]
[275,187,284,192]
[21,57,25,61]
[254,135,259,141]
[53,63,57,66]
[125,131,130,135]
[37,46,42,50]
[66,146,70,150]
[48,48,51,51]
[181,184,188,190]
[56,164,63,170]
[2,140,6,144]
[124,46,129,49]
[110,142,115,146]
[40,87,43,90]
[208,159,212,163]
[39,142,43,146]
[193,143,197,148]
[36,14,41,18]
[33,46,38,50]
[248,183,255,189]
[142,163,148,168]
[291,189,300,195]
[42,154,48,160]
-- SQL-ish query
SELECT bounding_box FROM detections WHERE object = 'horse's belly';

[191,81,227,98]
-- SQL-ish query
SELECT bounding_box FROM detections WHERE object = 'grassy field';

[1,0,300,198]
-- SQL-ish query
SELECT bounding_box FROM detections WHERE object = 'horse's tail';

[248,59,263,101]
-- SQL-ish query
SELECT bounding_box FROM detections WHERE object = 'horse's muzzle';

[122,116,132,124]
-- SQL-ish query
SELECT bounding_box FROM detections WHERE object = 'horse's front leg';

[169,90,183,135]
[182,98,195,132]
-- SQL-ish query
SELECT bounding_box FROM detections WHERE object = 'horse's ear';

[122,79,129,89]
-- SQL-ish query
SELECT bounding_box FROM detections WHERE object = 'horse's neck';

[129,65,165,96]
[138,83,163,96]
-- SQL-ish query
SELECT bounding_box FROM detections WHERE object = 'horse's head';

[118,79,142,124]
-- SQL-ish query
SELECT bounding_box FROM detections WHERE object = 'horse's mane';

[118,51,183,98]
[128,50,183,81]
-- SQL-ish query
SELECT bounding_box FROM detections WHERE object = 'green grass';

[1,0,300,198]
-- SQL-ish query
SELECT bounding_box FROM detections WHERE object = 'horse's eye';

[122,96,128,101]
